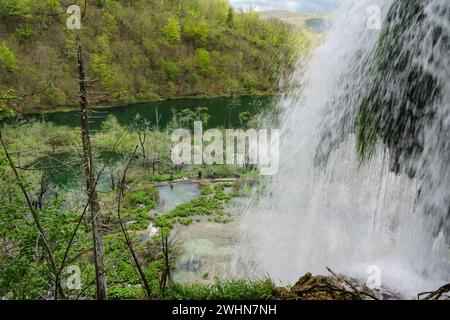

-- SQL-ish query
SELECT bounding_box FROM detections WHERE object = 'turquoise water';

[29,95,274,189]
[35,152,121,190]
[158,183,201,212]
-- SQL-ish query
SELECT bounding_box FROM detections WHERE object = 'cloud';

[229,0,340,13]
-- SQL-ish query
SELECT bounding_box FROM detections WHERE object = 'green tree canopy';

[0,42,18,73]
[163,17,181,44]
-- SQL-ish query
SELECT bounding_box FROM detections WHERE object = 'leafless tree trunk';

[117,147,152,298]
[160,233,173,295]
[155,106,161,132]
[77,34,108,300]
[36,175,48,211]
[0,130,65,299]
[134,116,150,168]
[138,130,147,167]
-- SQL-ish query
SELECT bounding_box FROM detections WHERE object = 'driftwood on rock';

[418,283,450,300]
[275,269,450,300]
[274,269,396,300]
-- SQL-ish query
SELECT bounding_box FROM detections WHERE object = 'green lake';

[31,95,275,189]
[30,95,275,130]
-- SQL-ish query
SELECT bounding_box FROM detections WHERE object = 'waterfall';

[233,0,450,297]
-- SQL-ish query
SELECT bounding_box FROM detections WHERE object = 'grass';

[166,197,223,218]
[163,279,275,300]
[150,172,187,182]
[198,165,250,179]
[213,215,232,224]
[213,183,232,201]
[125,189,157,208]
[177,217,194,225]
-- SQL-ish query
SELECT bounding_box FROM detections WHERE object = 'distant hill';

[259,11,330,33]
[0,1,301,113]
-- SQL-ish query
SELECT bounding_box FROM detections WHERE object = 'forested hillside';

[0,0,313,112]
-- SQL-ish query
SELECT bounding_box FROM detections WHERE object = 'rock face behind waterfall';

[355,0,450,239]
[356,0,448,168]
[317,0,450,237]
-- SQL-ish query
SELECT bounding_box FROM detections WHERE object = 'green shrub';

[46,85,66,106]
[184,20,209,47]
[108,285,144,300]
[195,48,211,74]
[0,42,18,73]
[177,217,193,225]
[164,279,275,300]
[92,34,115,88]
[0,0,33,19]
[163,17,181,44]
[166,197,222,218]
[150,172,186,182]
[214,184,232,201]
[14,25,36,42]
[213,215,231,224]
[154,216,174,230]
[201,185,214,196]
[124,183,158,209]
[199,165,246,179]
[157,58,179,81]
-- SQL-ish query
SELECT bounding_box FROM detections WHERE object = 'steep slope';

[0,0,310,112]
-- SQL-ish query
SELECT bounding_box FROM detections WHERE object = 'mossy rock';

[356,0,448,171]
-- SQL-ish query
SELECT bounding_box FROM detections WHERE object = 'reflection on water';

[142,183,201,243]
[156,181,247,284]
[158,183,201,212]
[173,220,241,284]
[32,95,274,130]
[37,152,121,191]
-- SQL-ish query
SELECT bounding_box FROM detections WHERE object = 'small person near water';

[169,174,174,190]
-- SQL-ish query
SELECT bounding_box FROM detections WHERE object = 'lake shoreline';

[20,92,279,116]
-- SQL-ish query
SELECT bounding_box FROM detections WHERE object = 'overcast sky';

[229,0,340,13]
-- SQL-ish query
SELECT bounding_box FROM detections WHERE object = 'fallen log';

[418,283,450,300]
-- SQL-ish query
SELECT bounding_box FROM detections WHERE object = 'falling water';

[233,0,450,297]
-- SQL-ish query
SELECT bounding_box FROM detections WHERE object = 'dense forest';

[0,0,315,113]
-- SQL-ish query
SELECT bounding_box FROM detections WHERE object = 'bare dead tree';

[116,146,153,298]
[155,106,161,132]
[152,158,161,175]
[54,128,128,299]
[77,34,107,300]
[134,115,151,168]
[35,174,49,211]
[160,232,173,295]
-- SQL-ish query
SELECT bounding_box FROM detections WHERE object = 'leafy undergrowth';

[163,279,275,300]
[198,165,256,179]
[150,172,187,182]
[99,182,159,231]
